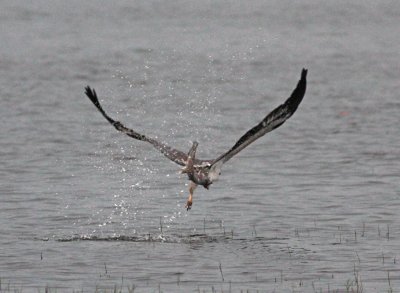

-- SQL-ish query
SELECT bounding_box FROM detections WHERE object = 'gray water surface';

[1,1,400,292]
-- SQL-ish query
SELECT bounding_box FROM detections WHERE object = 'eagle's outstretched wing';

[85,86,210,167]
[209,68,307,175]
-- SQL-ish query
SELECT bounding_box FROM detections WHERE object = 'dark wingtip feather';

[301,68,308,80]
[84,86,117,125]
[284,68,307,113]
[85,85,104,113]
[85,86,98,104]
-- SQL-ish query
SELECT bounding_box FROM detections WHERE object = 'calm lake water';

[1,0,399,292]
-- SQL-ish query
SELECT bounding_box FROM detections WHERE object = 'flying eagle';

[85,68,307,210]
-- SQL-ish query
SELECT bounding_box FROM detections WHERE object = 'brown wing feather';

[210,68,307,169]
[85,86,209,166]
